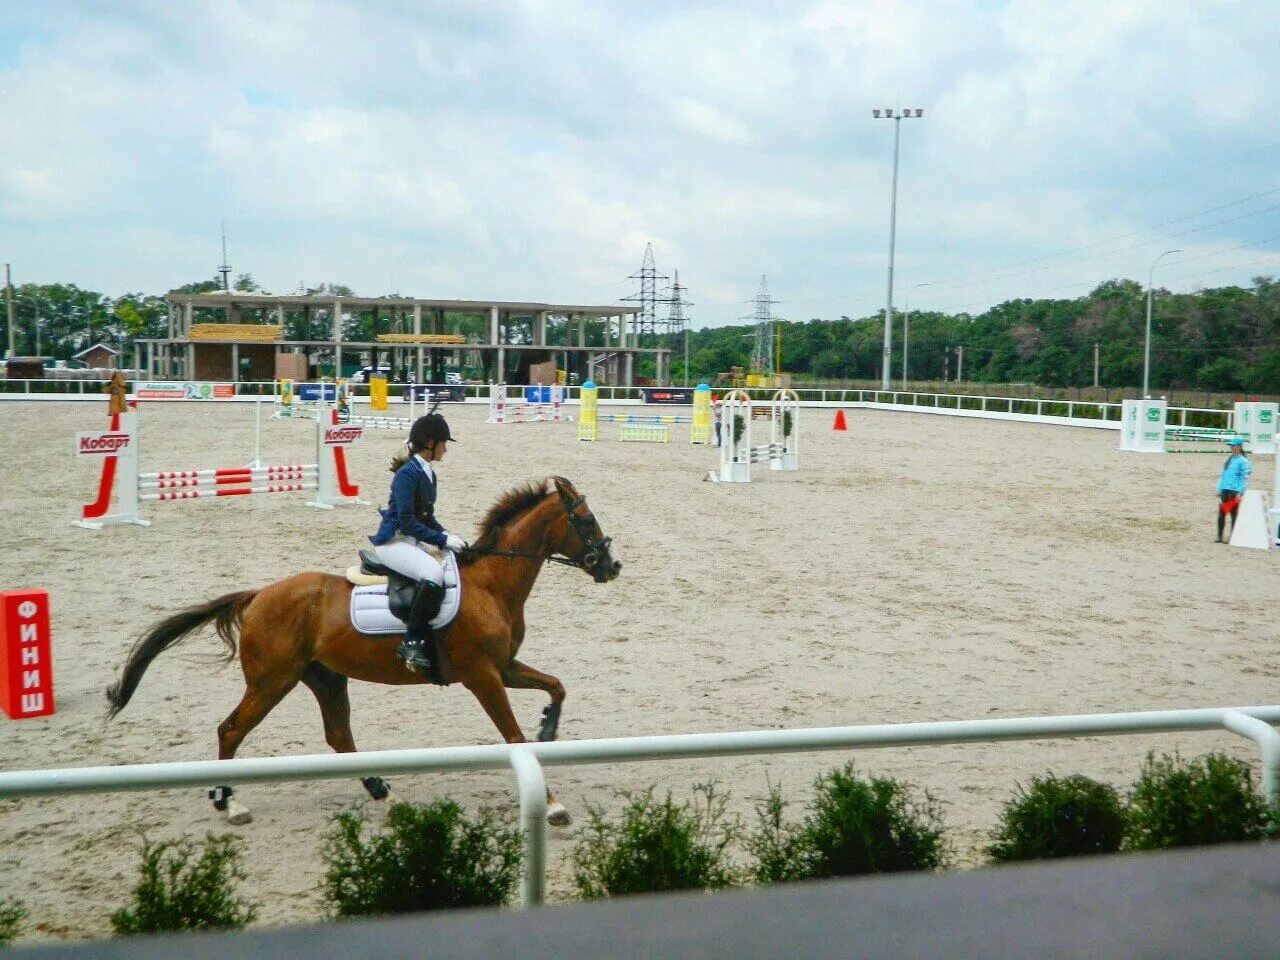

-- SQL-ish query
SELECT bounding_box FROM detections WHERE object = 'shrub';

[110,834,257,935]
[986,774,1126,862]
[321,800,522,917]
[749,765,948,883]
[732,414,745,445]
[0,898,27,947]
[1125,752,1272,850]
[571,784,740,898]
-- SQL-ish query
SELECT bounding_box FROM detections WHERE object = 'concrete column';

[333,298,343,378]
[186,343,194,379]
[576,314,585,348]
[184,302,193,337]
[489,306,500,344]
[231,342,239,383]
[497,346,506,383]
[536,311,547,346]
[276,303,285,330]
[625,352,634,387]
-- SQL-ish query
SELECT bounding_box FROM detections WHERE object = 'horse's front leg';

[501,658,566,742]
[463,665,571,827]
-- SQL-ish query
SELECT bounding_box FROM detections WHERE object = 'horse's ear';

[551,476,574,500]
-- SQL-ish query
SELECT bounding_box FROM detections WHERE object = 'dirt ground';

[1,398,1277,942]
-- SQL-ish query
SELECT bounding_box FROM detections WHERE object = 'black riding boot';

[396,580,445,678]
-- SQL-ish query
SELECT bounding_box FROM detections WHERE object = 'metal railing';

[0,704,1276,907]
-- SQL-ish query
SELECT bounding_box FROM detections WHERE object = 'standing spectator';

[1215,436,1252,543]
[712,398,723,447]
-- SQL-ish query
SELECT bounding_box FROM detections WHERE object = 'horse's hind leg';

[300,662,392,803]
[212,661,303,825]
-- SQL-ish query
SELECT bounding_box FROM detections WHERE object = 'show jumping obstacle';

[711,388,800,483]
[75,410,366,529]
[1122,400,1279,455]
[575,381,713,444]
[487,383,569,424]
[619,424,670,443]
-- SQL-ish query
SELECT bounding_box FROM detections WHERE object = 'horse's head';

[551,477,621,584]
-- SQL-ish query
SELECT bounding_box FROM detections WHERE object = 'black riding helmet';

[408,412,457,451]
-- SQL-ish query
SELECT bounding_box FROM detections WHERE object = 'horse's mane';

[461,478,559,565]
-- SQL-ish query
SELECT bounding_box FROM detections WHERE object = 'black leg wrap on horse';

[538,702,562,742]
[362,776,390,801]
[209,785,234,811]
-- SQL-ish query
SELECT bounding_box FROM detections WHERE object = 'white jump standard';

[75,411,367,529]
[487,383,570,424]
[710,389,800,483]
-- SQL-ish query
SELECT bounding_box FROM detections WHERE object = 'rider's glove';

[444,534,467,553]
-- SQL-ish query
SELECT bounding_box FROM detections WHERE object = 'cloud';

[0,0,1277,325]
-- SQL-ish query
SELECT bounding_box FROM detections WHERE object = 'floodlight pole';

[875,108,923,390]
[1143,249,1182,399]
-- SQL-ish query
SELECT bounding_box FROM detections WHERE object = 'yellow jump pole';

[576,381,599,441]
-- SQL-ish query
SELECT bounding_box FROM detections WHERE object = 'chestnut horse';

[105,477,621,826]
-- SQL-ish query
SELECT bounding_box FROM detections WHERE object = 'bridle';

[462,488,613,579]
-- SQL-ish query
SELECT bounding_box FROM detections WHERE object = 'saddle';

[345,549,462,635]
[354,549,417,623]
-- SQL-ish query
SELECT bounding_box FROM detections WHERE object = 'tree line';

[7,273,1279,393]
[670,275,1280,393]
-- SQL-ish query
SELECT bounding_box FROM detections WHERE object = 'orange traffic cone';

[832,409,847,431]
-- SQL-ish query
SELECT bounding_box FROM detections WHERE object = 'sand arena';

[2,398,1278,940]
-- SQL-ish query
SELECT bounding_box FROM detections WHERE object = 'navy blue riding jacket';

[370,457,448,548]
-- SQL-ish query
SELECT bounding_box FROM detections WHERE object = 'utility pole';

[4,264,14,359]
[873,106,924,390]
[1144,249,1182,398]
[1093,342,1100,388]
[956,345,964,383]
[218,221,232,292]
[902,281,928,388]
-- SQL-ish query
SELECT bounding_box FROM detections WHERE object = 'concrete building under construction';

[140,291,670,386]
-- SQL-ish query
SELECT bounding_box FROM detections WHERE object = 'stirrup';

[396,637,435,673]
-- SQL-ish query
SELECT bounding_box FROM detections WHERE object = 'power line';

[928,202,1280,294]
[922,186,1280,290]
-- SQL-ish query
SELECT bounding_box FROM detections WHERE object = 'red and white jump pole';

[75,410,366,529]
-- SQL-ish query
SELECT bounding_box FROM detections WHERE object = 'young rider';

[370,410,467,673]
[1215,436,1252,543]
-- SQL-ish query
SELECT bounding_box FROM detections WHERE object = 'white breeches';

[373,537,444,584]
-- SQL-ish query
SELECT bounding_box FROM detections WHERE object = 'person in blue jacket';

[1215,436,1252,543]
[370,410,467,673]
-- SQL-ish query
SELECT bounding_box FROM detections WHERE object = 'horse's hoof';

[225,798,253,826]
[546,802,571,827]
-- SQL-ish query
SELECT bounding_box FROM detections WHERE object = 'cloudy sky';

[2,1,1278,327]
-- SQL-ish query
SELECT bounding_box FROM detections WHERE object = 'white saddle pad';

[349,551,462,635]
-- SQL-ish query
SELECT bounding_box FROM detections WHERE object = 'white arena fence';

[0,378,1236,430]
[0,704,1276,908]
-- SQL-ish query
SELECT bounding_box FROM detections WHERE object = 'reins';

[460,544,581,567]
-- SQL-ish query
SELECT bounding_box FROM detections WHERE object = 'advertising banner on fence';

[297,383,339,403]
[0,589,54,720]
[642,387,696,405]
[133,382,234,400]
[404,384,466,403]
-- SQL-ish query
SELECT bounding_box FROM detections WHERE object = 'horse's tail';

[106,590,258,720]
